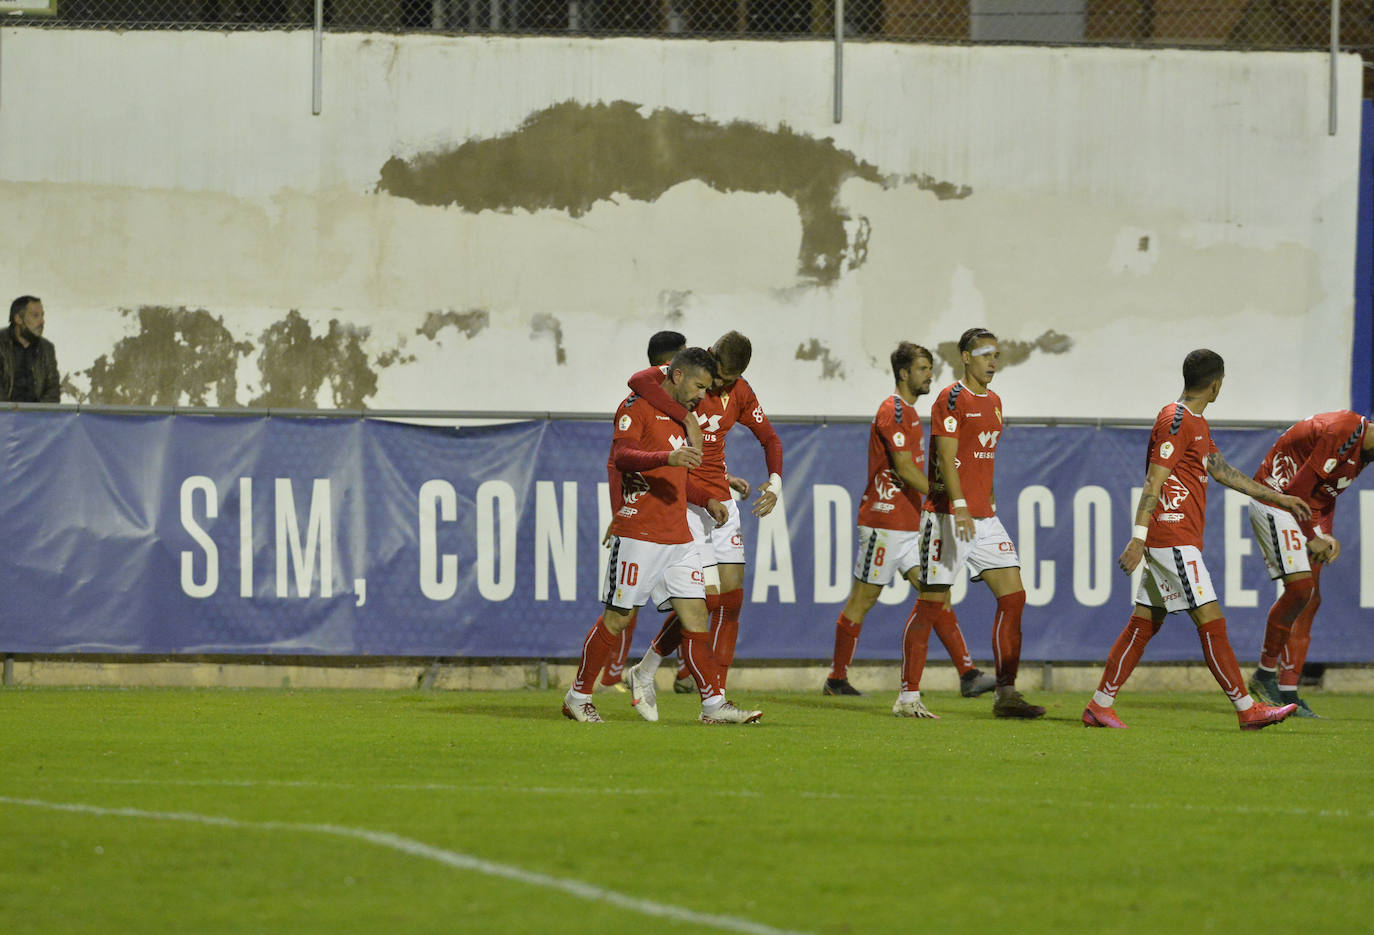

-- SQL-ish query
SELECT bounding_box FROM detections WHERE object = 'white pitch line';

[68,777,1374,821]
[0,795,811,935]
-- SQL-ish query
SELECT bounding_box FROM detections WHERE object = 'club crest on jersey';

[1159,475,1190,511]
[1159,441,1174,460]
[994,408,1001,422]
[874,468,901,501]
[893,431,906,448]
[944,416,958,433]
[618,414,632,431]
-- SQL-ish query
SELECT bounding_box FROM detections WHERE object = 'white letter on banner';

[1224,489,1258,608]
[418,480,458,601]
[596,482,611,599]
[239,478,253,598]
[1017,485,1055,606]
[477,480,517,601]
[1073,486,1112,607]
[180,476,218,598]
[752,487,795,604]
[275,478,333,598]
[535,481,577,601]
[812,485,851,603]
[1363,491,1374,608]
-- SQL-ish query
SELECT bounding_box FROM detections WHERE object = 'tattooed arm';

[1119,462,1172,574]
[1207,451,1313,522]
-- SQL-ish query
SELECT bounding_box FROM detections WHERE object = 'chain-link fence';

[0,1,1361,49]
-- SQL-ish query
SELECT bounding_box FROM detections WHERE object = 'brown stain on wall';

[795,338,846,379]
[376,101,968,284]
[935,329,1074,372]
[530,313,567,365]
[252,311,377,409]
[417,309,490,340]
[80,306,254,406]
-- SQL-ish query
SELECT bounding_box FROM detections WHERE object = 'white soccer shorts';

[1248,499,1313,580]
[919,513,1020,586]
[852,525,922,587]
[686,497,747,567]
[602,537,706,611]
[1134,544,1218,613]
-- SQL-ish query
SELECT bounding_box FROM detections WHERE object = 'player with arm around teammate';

[909,328,1044,718]
[1245,411,1373,717]
[821,341,994,714]
[1082,349,1309,730]
[621,331,783,710]
[563,347,760,725]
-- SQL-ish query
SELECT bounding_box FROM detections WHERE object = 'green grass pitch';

[1,686,1370,934]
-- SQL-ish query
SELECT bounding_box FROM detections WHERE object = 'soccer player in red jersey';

[821,341,994,712]
[1083,349,1310,730]
[912,328,1044,718]
[1244,411,1373,716]
[597,331,691,692]
[563,347,762,725]
[619,332,783,707]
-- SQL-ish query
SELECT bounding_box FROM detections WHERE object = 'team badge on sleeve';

[1160,441,1174,460]
[618,414,632,431]
[944,416,957,433]
[1323,458,1338,474]
[893,431,906,447]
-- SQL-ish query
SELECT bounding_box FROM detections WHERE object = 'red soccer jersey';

[607,396,692,545]
[1254,410,1369,536]
[923,382,1002,518]
[857,394,926,530]
[1144,401,1217,550]
[627,368,783,501]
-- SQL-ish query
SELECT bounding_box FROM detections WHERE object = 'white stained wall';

[0,30,1361,419]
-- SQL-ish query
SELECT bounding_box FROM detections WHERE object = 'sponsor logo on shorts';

[691,570,704,584]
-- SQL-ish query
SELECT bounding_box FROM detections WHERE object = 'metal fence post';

[1329,0,1340,136]
[312,0,323,116]
[833,0,844,124]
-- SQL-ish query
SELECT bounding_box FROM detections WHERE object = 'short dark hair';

[646,330,686,366]
[669,346,718,382]
[1182,349,1225,390]
[10,295,39,326]
[957,327,996,354]
[890,341,933,382]
[712,331,752,375]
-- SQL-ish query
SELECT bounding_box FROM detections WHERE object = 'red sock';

[1279,572,1320,689]
[1259,578,1314,669]
[601,615,637,685]
[680,629,723,702]
[1095,614,1161,701]
[572,617,619,695]
[901,599,941,692]
[932,606,974,674]
[992,591,1026,687]
[711,589,744,683]
[651,612,683,657]
[1197,618,1246,704]
[828,614,863,680]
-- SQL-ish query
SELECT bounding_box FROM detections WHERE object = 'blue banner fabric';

[0,412,1369,662]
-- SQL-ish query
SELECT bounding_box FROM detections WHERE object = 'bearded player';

[563,347,760,725]
[1082,349,1308,730]
[822,341,994,713]
[619,331,783,717]
[1245,411,1373,717]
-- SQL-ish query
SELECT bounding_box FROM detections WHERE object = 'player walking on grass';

[620,331,783,711]
[597,330,692,693]
[902,329,1045,719]
[821,341,994,714]
[1244,411,1372,717]
[563,347,761,725]
[1083,349,1308,730]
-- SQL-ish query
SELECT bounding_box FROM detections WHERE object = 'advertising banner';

[0,412,1368,662]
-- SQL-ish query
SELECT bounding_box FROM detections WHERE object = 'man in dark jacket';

[1,296,59,402]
